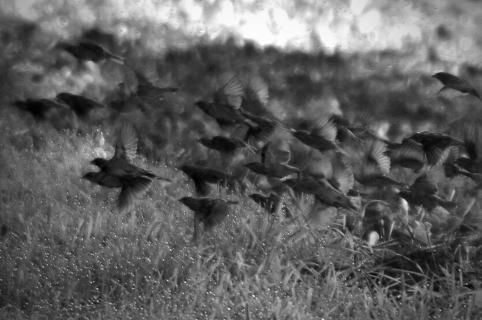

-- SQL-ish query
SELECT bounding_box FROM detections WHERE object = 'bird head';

[198,138,211,146]
[194,100,208,109]
[56,92,69,101]
[178,196,197,209]
[82,172,99,183]
[91,158,108,168]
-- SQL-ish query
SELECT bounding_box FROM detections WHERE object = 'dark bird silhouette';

[83,122,171,212]
[199,136,252,155]
[241,110,287,148]
[56,92,105,119]
[291,118,340,153]
[178,197,238,242]
[13,98,78,131]
[56,41,124,64]
[388,131,462,171]
[13,98,64,120]
[398,174,456,211]
[444,162,482,188]
[240,76,275,118]
[179,165,241,196]
[352,140,402,188]
[195,100,245,126]
[283,176,357,211]
[194,75,244,126]
[249,193,280,214]
[135,84,178,100]
[432,72,482,101]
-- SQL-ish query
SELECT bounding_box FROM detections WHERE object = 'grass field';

[2,2,482,319]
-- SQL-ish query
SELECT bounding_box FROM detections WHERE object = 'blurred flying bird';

[388,131,462,170]
[352,140,402,188]
[432,72,482,101]
[194,75,245,126]
[398,174,456,211]
[13,98,66,120]
[199,136,253,155]
[178,197,238,242]
[135,84,178,100]
[13,98,78,131]
[444,162,482,188]
[242,110,286,148]
[56,40,124,64]
[241,76,275,118]
[56,92,105,119]
[179,164,241,196]
[83,122,171,212]
[249,193,286,216]
[291,117,340,153]
[283,176,357,211]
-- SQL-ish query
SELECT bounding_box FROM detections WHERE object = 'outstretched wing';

[113,122,138,161]
[117,176,152,212]
[213,74,244,109]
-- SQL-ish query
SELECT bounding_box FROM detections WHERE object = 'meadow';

[1,12,482,320]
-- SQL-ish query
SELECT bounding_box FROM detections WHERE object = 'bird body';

[399,174,455,211]
[195,101,244,126]
[135,84,178,100]
[83,122,170,212]
[433,72,481,101]
[180,165,239,196]
[199,136,250,154]
[57,41,124,64]
[56,92,105,118]
[283,176,357,211]
[179,197,238,241]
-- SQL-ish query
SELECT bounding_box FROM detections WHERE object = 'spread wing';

[113,122,138,161]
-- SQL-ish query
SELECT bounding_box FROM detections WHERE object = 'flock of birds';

[11,40,482,244]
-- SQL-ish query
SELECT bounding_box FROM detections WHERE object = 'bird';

[398,174,456,211]
[241,110,288,148]
[351,140,403,188]
[444,162,482,188]
[56,40,124,64]
[283,175,357,211]
[388,132,462,171]
[432,72,482,101]
[178,197,238,242]
[135,84,178,100]
[83,122,171,212]
[56,92,105,119]
[249,193,283,215]
[179,165,241,196]
[194,75,245,126]
[240,76,275,118]
[291,117,340,153]
[198,136,252,155]
[13,98,78,131]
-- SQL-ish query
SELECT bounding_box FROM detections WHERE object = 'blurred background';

[2,0,482,156]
